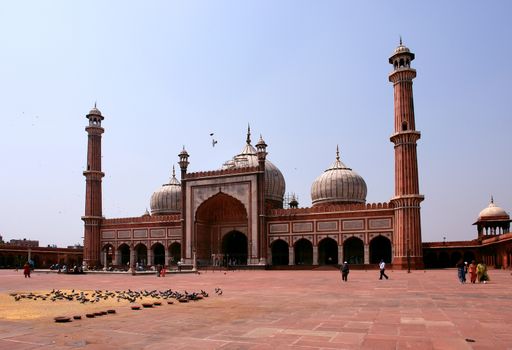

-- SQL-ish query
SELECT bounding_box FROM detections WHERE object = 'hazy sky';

[0,1,510,247]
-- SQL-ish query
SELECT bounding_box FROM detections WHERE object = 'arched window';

[402,121,408,131]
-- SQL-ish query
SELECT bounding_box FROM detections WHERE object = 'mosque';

[81,41,511,271]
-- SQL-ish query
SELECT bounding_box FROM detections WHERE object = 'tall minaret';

[82,104,105,268]
[388,40,424,269]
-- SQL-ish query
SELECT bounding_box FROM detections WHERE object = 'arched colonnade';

[101,242,181,268]
[270,235,393,266]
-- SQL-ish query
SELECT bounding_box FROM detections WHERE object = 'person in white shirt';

[379,259,389,280]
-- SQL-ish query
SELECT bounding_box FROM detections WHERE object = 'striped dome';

[311,147,367,206]
[150,166,181,215]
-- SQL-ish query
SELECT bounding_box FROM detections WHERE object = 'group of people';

[340,259,389,282]
[456,260,489,284]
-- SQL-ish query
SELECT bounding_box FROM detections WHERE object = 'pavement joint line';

[1,338,49,346]
[111,329,152,337]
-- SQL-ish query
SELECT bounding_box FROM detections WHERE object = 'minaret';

[178,146,190,263]
[82,104,105,268]
[388,40,424,269]
[256,134,267,264]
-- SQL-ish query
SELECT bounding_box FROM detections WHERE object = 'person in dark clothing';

[456,259,465,283]
[341,261,349,282]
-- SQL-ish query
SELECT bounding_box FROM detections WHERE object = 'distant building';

[8,238,39,247]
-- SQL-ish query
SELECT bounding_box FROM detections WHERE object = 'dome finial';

[399,35,402,46]
[491,195,494,204]
[94,101,97,108]
[246,124,251,144]
[336,145,340,161]
[172,165,176,178]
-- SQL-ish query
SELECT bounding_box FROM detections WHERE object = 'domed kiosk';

[311,146,367,206]
[474,197,511,237]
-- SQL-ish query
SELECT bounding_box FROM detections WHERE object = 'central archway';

[222,231,248,265]
[195,192,248,265]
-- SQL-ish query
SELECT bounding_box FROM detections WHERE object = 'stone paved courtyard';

[0,268,511,349]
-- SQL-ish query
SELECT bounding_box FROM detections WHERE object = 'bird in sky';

[210,133,218,147]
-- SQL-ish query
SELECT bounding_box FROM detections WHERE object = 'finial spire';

[246,123,251,144]
[172,165,176,177]
[336,145,340,161]
[491,195,494,204]
[399,35,402,46]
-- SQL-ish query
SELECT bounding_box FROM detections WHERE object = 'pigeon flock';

[9,288,222,304]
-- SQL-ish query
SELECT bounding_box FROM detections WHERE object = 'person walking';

[340,261,349,282]
[468,260,477,283]
[456,259,465,283]
[379,259,389,280]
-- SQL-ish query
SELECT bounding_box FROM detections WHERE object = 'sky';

[0,1,511,247]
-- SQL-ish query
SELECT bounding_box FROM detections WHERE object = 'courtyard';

[0,268,511,349]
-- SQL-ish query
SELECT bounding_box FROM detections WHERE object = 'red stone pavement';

[1,268,511,349]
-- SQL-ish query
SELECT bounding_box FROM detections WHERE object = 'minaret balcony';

[390,130,421,144]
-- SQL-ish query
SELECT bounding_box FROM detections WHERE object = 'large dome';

[478,197,509,221]
[222,128,285,205]
[311,147,367,206]
[150,166,181,215]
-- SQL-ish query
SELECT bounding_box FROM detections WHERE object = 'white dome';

[478,198,509,220]
[311,147,367,206]
[150,167,181,215]
[222,128,285,204]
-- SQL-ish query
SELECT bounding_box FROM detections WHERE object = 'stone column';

[130,247,136,267]
[115,248,121,265]
[312,245,319,265]
[364,244,369,265]
[147,249,153,267]
[338,245,343,264]
[165,246,170,267]
[288,247,294,266]
[102,250,107,270]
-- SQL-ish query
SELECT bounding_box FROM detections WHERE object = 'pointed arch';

[195,192,248,264]
[343,237,364,264]
[318,237,338,265]
[294,238,313,265]
[271,239,289,266]
[117,243,131,266]
[369,235,392,264]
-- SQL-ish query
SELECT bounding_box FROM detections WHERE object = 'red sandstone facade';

[81,43,429,270]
